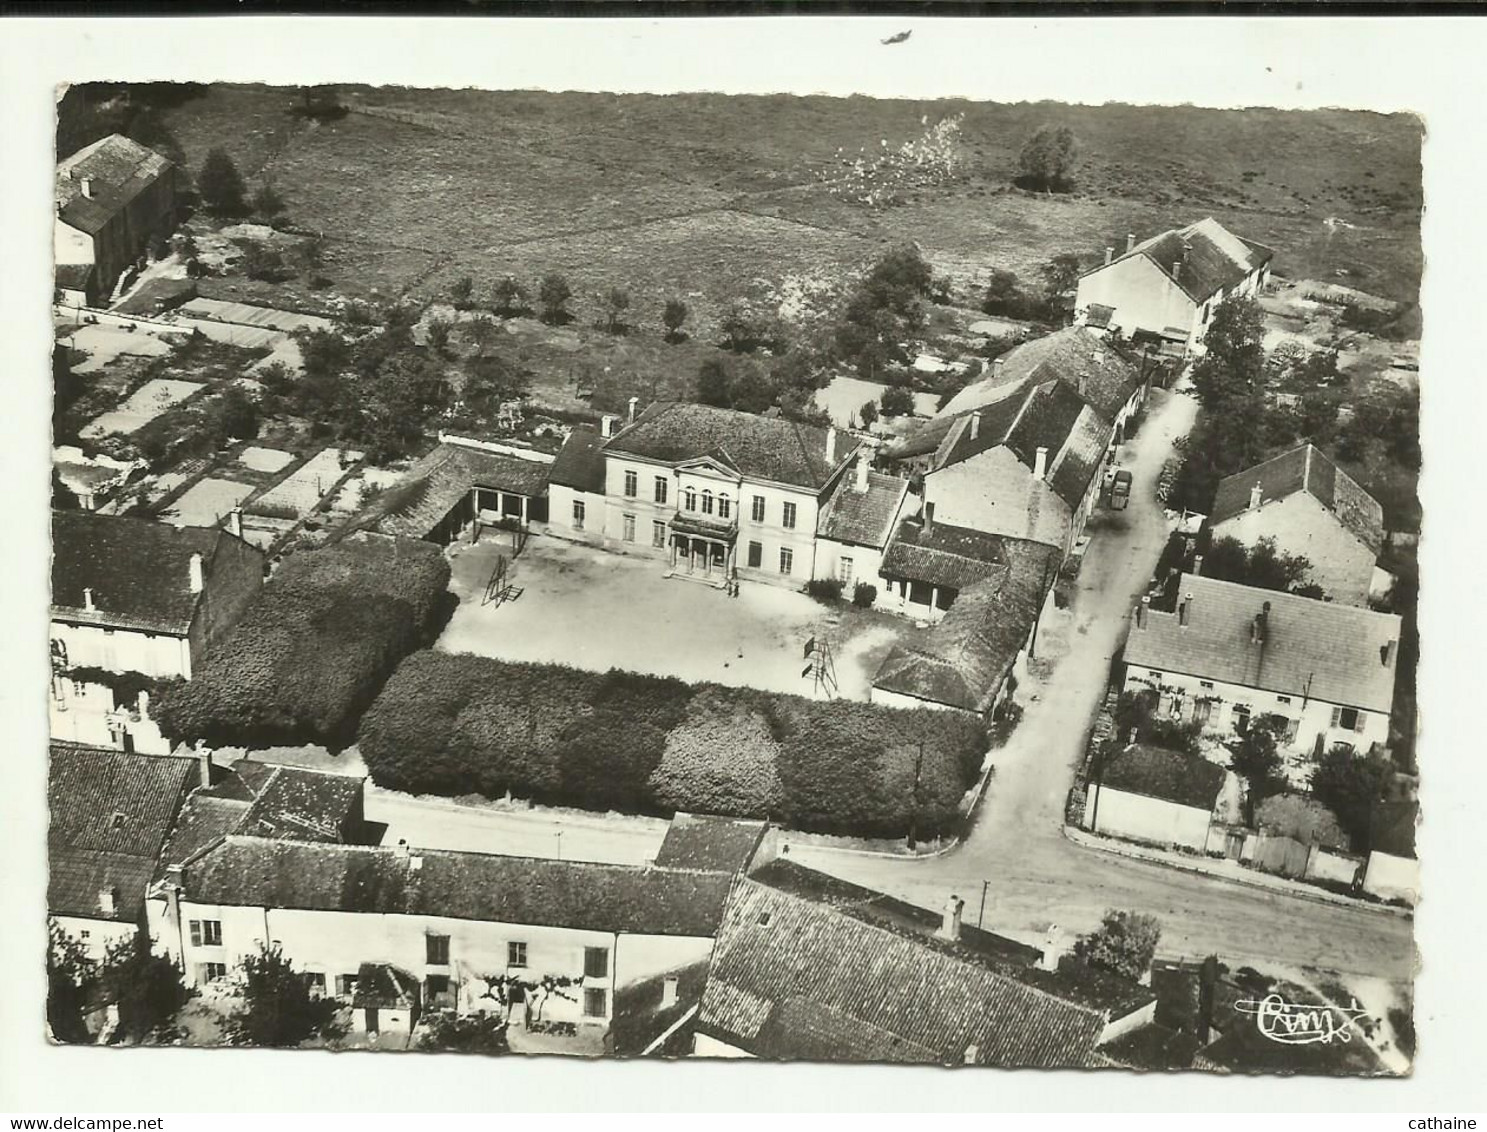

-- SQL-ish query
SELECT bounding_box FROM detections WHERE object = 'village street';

[785,379,1417,981]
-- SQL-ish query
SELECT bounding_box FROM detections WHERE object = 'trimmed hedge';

[359,653,988,839]
[155,535,451,750]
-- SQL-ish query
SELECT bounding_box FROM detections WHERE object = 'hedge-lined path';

[786,379,1415,982]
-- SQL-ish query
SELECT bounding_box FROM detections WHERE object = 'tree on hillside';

[1041,252,1084,299]
[491,275,528,317]
[1072,909,1161,982]
[1017,124,1078,193]
[449,276,475,308]
[662,298,689,343]
[601,286,631,334]
[1309,745,1395,852]
[835,245,936,382]
[1227,719,1287,823]
[251,183,286,221]
[698,358,732,408]
[197,148,248,218]
[719,300,770,353]
[537,273,573,324]
[426,317,454,357]
[228,945,341,1048]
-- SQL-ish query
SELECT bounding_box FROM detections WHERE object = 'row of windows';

[619,514,669,548]
[614,474,796,529]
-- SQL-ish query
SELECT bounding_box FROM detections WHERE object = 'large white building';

[1122,573,1402,763]
[1074,217,1274,355]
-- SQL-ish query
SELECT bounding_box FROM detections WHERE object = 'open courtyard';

[436,534,931,701]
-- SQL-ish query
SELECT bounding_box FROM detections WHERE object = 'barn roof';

[55,134,173,236]
[1210,443,1385,556]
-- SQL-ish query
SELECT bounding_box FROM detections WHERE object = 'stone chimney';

[601,413,619,438]
[80,177,94,199]
[969,411,981,441]
[1038,925,1066,973]
[854,452,870,493]
[393,839,410,859]
[661,976,679,1009]
[963,1043,979,1065]
[936,895,964,943]
[1192,554,1204,577]
[83,586,95,612]
[923,501,935,535]
[1126,233,1136,255]
[627,396,639,424]
[1251,601,1271,645]
[825,426,837,465]
[1178,592,1193,628]
[992,357,1005,381]
[1382,639,1398,668]
[97,886,117,916]
[1136,594,1150,629]
[1104,246,1114,266]
[197,746,213,789]
[1249,481,1264,510]
[188,552,205,595]
[1033,446,1049,479]
[226,507,244,539]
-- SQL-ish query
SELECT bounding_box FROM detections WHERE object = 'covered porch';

[665,513,738,586]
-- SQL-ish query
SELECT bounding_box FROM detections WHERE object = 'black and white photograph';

[4,11,1483,1117]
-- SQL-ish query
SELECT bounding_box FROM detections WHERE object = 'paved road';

[786,383,1416,981]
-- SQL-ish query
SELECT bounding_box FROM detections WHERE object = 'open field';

[436,536,926,702]
[144,86,1422,325]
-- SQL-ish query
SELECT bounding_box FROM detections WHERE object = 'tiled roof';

[881,518,1022,591]
[1100,744,1227,810]
[353,443,550,540]
[817,469,908,549]
[941,328,1141,426]
[179,836,735,938]
[49,742,195,922]
[51,510,232,634]
[548,427,607,493]
[1099,217,1273,304]
[1124,573,1401,713]
[56,135,173,236]
[653,813,767,874]
[1210,443,1385,556]
[698,861,1145,1067]
[874,538,1058,713]
[1044,403,1112,513]
[606,403,856,491]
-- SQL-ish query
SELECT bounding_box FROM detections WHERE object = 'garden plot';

[81,378,205,438]
[815,374,938,428]
[237,445,296,474]
[159,477,256,528]
[65,323,175,375]
[247,447,355,519]
[177,296,334,334]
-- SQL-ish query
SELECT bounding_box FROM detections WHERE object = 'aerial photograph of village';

[45,77,1422,1075]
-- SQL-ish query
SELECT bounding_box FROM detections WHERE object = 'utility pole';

[977,879,989,930]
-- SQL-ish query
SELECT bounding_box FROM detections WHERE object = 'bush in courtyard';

[851,581,878,608]
[805,577,845,603]
[357,655,988,838]
[155,535,449,750]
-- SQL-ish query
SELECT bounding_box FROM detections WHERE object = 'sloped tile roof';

[606,402,856,491]
[1098,217,1273,304]
[352,443,549,540]
[180,836,735,938]
[1101,744,1227,810]
[235,762,364,840]
[56,134,173,236]
[1046,405,1112,512]
[1210,443,1385,556]
[941,327,1141,426]
[874,538,1058,712]
[548,426,607,493]
[818,470,908,549]
[49,742,196,922]
[653,813,767,874]
[353,963,419,1009]
[881,518,1019,591]
[1123,573,1401,713]
[51,510,235,634]
[697,861,1142,1067]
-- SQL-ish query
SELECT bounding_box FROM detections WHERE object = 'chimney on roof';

[1136,594,1150,629]
[1249,481,1264,510]
[969,411,981,441]
[393,839,410,859]
[83,586,95,612]
[1104,246,1114,266]
[1178,592,1193,628]
[196,745,213,789]
[923,500,935,535]
[601,413,619,438]
[226,507,243,539]
[936,894,964,943]
[1382,639,1398,668]
[1077,370,1088,398]
[627,396,639,424]
[661,976,679,1010]
[854,451,870,493]
[1038,925,1066,973]
[825,426,837,465]
[97,886,118,916]
[1092,349,1104,368]
[1126,233,1136,255]
[80,177,94,200]
[992,357,1005,380]
[1251,601,1271,645]
[1033,446,1049,480]
[188,552,204,595]
[1173,261,1182,282]
[963,1043,979,1065]
[1192,554,1204,577]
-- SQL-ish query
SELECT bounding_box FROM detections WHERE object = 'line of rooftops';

[50,740,1159,1065]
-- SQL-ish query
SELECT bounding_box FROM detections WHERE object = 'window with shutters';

[426,934,450,966]
[1332,706,1363,732]
[584,947,610,978]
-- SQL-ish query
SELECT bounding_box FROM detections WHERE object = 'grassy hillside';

[65,85,1423,324]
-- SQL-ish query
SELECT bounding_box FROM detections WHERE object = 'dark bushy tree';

[197,148,248,218]
[251,183,285,221]
[99,934,190,1043]
[47,928,94,1044]
[537,273,573,324]
[491,276,528,317]
[663,298,689,342]
[879,385,914,418]
[1200,535,1320,598]
[1309,745,1396,852]
[1227,719,1287,823]
[449,275,475,308]
[1017,124,1078,192]
[1072,909,1162,982]
[418,1011,510,1054]
[228,945,341,1047]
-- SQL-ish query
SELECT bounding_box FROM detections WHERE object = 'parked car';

[1109,469,1133,510]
